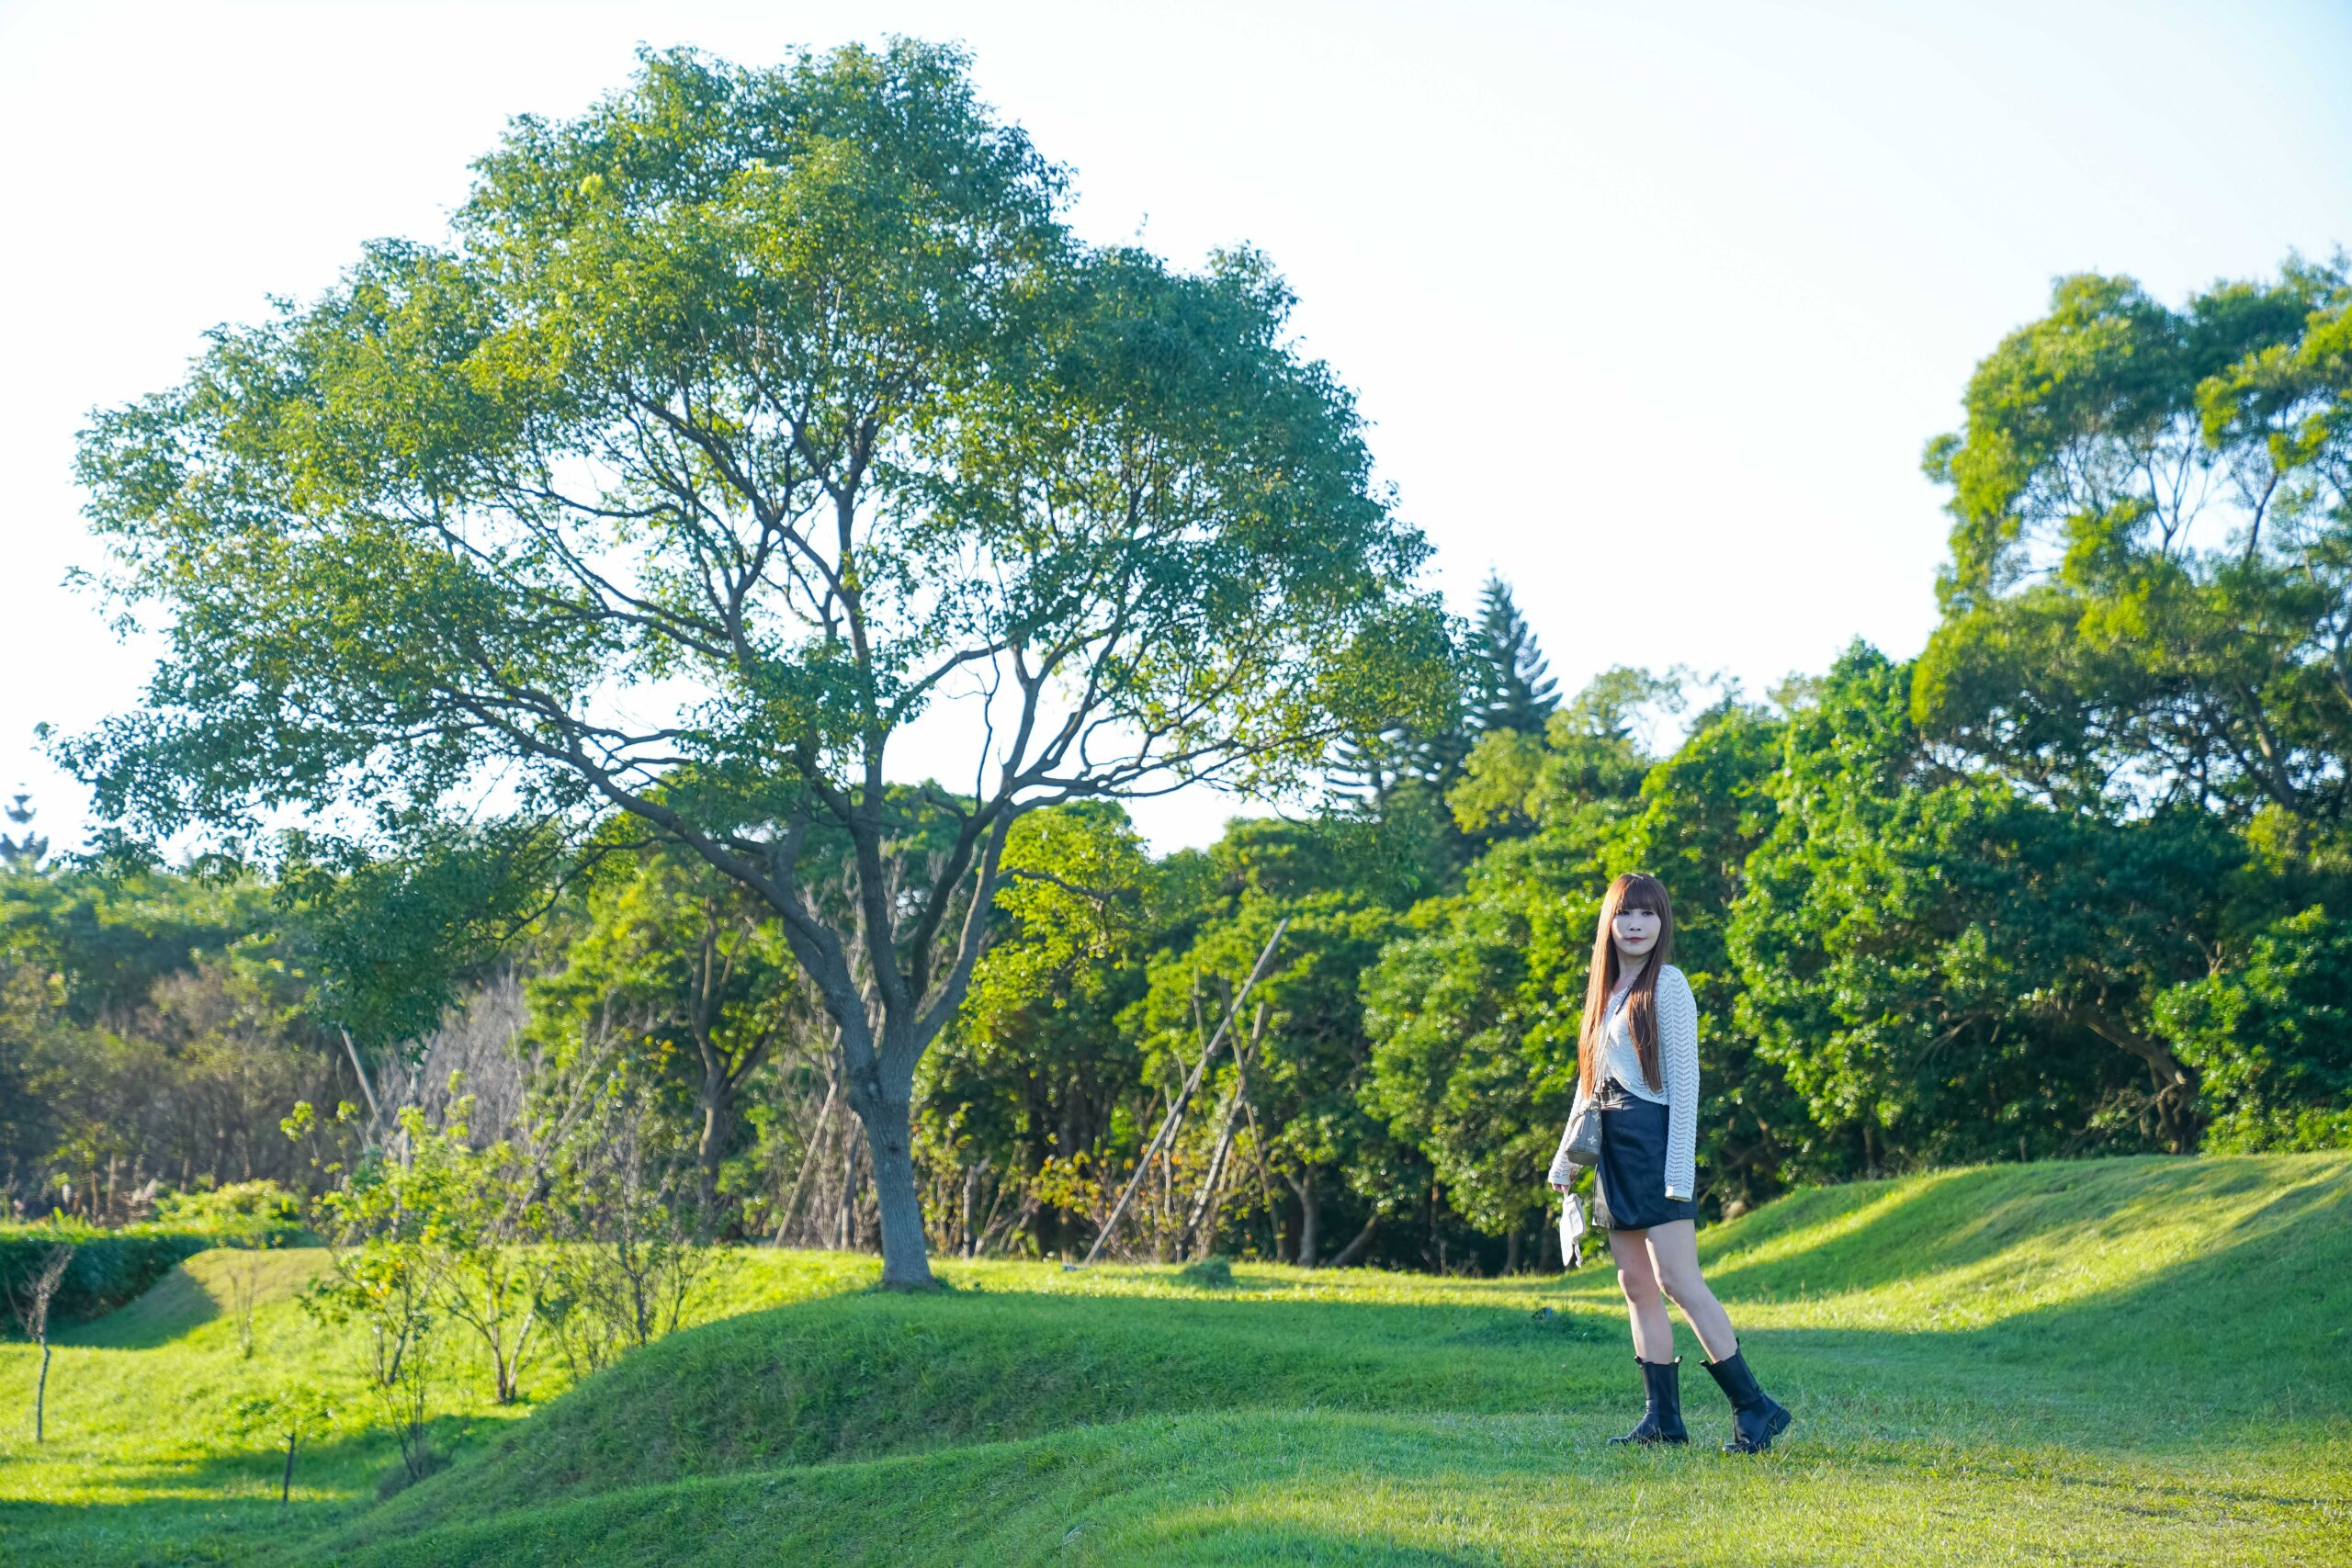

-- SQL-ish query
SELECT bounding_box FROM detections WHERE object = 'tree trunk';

[697,1060,729,1219]
[1328,1211,1378,1269]
[1295,1170,1321,1269]
[854,1087,936,1290]
[35,1338,51,1442]
[2065,1008,2204,1153]
[772,1074,837,1245]
[1422,1179,1440,1270]
[281,1431,298,1506]
[835,1128,857,1250]
[1504,1227,1522,1275]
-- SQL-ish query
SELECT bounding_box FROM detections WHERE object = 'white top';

[1558,962,1700,1201]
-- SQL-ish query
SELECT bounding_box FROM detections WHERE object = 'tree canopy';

[62,40,1450,1285]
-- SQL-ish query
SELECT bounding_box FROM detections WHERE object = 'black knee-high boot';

[1701,1345,1792,1453]
[1607,1356,1689,1446]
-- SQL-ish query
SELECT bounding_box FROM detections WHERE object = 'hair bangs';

[1612,872,1669,916]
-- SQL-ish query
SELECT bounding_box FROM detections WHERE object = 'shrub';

[153,1179,307,1240]
[0,1223,210,1330]
[2157,906,2352,1152]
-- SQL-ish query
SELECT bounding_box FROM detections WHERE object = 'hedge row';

[1,1225,232,1332]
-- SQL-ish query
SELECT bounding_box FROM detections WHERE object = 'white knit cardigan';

[1549,962,1700,1201]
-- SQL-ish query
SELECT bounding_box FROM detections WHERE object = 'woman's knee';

[1616,1265,1663,1309]
[1654,1262,1709,1307]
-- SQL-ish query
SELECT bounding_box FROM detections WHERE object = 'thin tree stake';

[1079,918,1289,1267]
[1234,1048,1283,1260]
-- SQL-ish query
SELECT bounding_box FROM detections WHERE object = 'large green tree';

[1916,258,2352,852]
[1136,891,1408,1266]
[1464,575,1560,739]
[0,862,355,1213]
[1600,697,1800,1210]
[62,42,1448,1286]
[1362,846,1576,1267]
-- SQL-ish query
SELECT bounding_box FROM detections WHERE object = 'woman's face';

[1611,904,1661,962]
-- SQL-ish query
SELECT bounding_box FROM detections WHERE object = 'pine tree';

[0,792,47,873]
[1464,576,1559,739]
[1327,658,1476,808]
[1327,726,1412,807]
[1327,578,1555,810]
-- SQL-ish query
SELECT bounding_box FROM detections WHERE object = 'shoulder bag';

[1546,1095,1601,1186]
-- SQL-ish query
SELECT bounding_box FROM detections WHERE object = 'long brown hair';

[1577,873,1676,1096]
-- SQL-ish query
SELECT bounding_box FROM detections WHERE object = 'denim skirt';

[1593,1077,1698,1232]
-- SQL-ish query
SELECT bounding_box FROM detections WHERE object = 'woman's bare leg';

[1644,1220,1739,1361]
[1611,1228,1676,1361]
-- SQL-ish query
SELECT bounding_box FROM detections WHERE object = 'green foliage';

[152,1179,305,1241]
[920,802,1160,1258]
[526,838,822,1227]
[0,792,48,873]
[275,816,572,1051]
[1916,256,2352,844]
[7,16,2346,1335]
[1600,698,1797,1208]
[302,1106,466,1479]
[1464,575,1560,739]
[0,858,282,1027]
[1362,856,1571,1241]
[2155,905,2352,1149]
[62,38,1449,1288]
[0,859,362,1219]
[1124,891,1410,1264]
[1730,646,2238,1169]
[1363,669,1787,1231]
[231,1373,342,1506]
[1447,664,1671,843]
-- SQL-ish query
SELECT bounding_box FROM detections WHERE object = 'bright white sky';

[3,0,2346,858]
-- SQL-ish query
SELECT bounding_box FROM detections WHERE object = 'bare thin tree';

[8,1241,77,1442]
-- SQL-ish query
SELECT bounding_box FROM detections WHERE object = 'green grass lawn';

[3,1152,2346,1565]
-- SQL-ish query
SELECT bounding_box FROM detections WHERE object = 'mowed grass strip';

[3,1152,2346,1567]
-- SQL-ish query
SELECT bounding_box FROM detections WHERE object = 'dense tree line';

[10,557,2346,1271]
[7,42,2346,1276]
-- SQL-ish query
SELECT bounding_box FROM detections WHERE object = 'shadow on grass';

[58,1249,329,1352]
[0,1409,498,1568]
[62,1260,224,1350]
[1144,1535,1495,1565]
[314,1400,2352,1568]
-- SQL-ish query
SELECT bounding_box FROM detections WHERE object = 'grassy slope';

[4,1152,2347,1566]
[0,1246,876,1564]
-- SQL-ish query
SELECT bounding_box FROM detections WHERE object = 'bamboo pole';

[1076,918,1289,1268]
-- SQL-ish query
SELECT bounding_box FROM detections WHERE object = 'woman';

[1549,872,1792,1454]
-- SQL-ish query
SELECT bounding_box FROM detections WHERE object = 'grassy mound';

[330,1272,1617,1546]
[5,1152,2346,1567]
[325,1151,2352,1566]
[333,1410,2348,1568]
